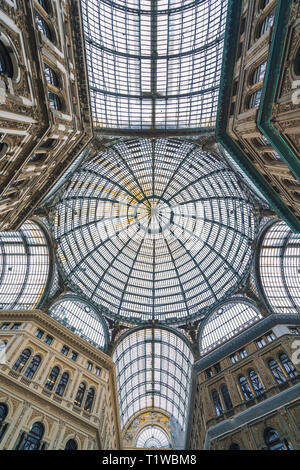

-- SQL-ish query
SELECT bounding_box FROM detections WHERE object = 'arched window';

[249,370,264,396]
[35,11,52,40]
[64,439,78,450]
[74,383,86,407]
[12,349,31,373]
[249,88,263,108]
[229,443,241,450]
[279,353,297,379]
[48,91,62,110]
[212,390,223,416]
[264,428,292,450]
[258,10,275,37]
[44,366,60,391]
[220,385,233,410]
[0,40,13,78]
[56,372,69,396]
[268,359,286,384]
[24,355,41,379]
[84,388,95,412]
[238,376,253,401]
[21,422,44,450]
[252,61,267,84]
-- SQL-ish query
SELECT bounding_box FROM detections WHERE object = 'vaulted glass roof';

[81,0,227,133]
[113,327,193,430]
[198,299,263,356]
[48,295,108,351]
[53,139,256,324]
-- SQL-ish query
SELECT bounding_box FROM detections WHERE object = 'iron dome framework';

[81,0,227,134]
[135,425,171,448]
[52,138,257,325]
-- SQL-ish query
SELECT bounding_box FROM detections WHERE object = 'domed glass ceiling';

[81,0,227,132]
[53,139,256,324]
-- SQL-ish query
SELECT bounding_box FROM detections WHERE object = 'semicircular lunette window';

[53,139,256,324]
[0,220,50,310]
[48,296,108,351]
[199,300,263,356]
[81,0,227,131]
[257,221,300,314]
[113,328,194,430]
[135,425,171,449]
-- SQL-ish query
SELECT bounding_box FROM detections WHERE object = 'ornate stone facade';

[228,0,300,222]
[122,409,171,450]
[188,321,300,450]
[0,0,92,231]
[0,310,122,449]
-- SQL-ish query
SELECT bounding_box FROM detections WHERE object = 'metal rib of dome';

[53,139,256,324]
[135,425,171,448]
[81,0,227,133]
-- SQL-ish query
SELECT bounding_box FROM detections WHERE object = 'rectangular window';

[0,323,10,330]
[11,323,21,330]
[44,335,53,345]
[266,331,276,343]
[205,368,213,379]
[87,361,93,371]
[239,349,247,359]
[214,363,221,373]
[35,329,44,339]
[71,351,78,361]
[256,337,266,349]
[95,367,101,376]
[230,354,238,364]
[61,345,69,356]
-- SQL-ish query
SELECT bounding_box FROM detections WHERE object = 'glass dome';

[48,295,108,351]
[135,425,171,448]
[81,0,227,132]
[112,327,193,429]
[198,299,263,356]
[53,139,256,324]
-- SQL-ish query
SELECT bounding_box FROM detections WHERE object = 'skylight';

[81,0,227,132]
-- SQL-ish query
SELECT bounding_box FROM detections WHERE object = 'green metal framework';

[215,0,300,233]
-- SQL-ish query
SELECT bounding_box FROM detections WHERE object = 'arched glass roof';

[135,425,171,448]
[0,220,51,310]
[198,299,263,356]
[81,0,227,132]
[48,295,108,351]
[112,327,193,429]
[53,139,256,324]
[257,221,300,314]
